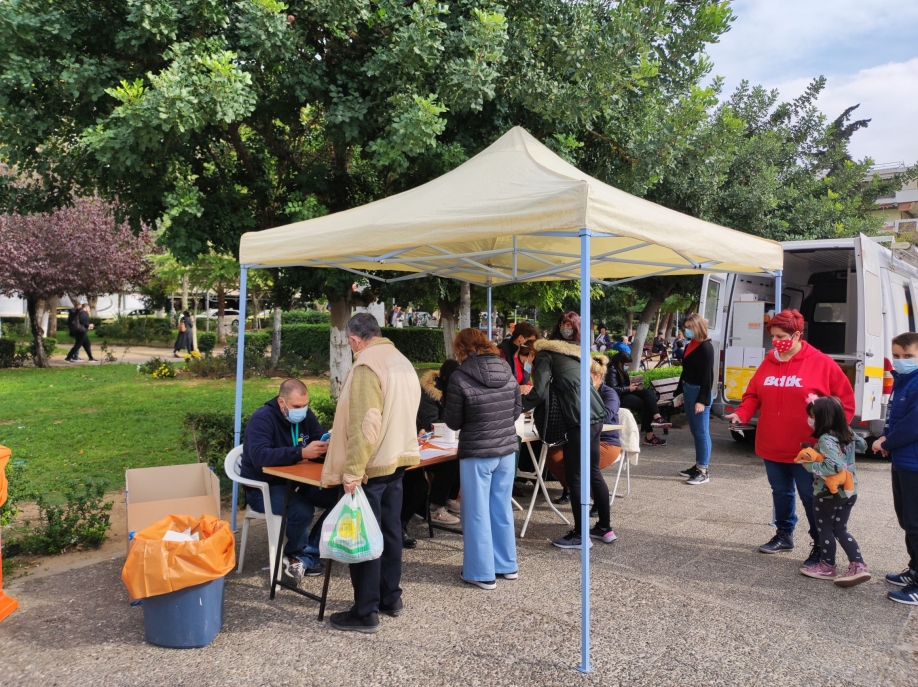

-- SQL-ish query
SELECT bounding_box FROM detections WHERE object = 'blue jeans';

[762,459,817,542]
[460,454,518,581]
[246,484,338,569]
[682,382,712,469]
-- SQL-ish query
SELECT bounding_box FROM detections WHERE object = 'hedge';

[95,316,173,342]
[197,332,218,356]
[279,324,445,363]
[0,338,16,367]
[282,310,330,324]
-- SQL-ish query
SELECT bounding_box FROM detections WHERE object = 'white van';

[700,235,918,448]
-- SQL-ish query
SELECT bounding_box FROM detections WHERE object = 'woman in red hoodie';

[725,309,854,568]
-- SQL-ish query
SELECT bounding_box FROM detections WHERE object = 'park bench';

[651,375,682,434]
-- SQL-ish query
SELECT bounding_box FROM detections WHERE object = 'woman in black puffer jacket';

[444,328,521,590]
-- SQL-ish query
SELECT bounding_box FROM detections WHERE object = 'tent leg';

[231,266,249,532]
[576,229,592,674]
[774,269,782,308]
[487,281,493,340]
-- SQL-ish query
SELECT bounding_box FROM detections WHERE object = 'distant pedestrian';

[65,303,95,362]
[173,310,195,357]
[673,313,715,484]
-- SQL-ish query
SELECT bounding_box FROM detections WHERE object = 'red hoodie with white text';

[734,341,855,463]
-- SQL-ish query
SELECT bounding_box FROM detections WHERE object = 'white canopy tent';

[235,126,783,671]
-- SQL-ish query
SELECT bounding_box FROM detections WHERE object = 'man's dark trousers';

[349,467,405,618]
[67,331,90,360]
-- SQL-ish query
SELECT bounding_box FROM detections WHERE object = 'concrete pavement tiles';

[2,421,916,685]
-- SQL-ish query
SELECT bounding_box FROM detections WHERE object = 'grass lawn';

[0,364,332,495]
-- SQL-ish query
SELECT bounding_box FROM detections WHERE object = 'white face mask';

[807,417,815,429]
[560,327,574,340]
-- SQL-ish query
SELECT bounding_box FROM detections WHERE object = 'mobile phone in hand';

[800,443,813,449]
[419,431,433,440]
[320,432,332,442]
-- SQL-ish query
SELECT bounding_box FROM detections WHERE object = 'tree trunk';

[661,312,672,338]
[629,287,675,371]
[47,296,58,338]
[181,274,189,312]
[251,295,261,331]
[27,296,49,368]
[686,300,699,317]
[625,294,634,334]
[217,287,226,343]
[654,310,662,336]
[458,282,471,330]
[270,306,282,367]
[88,296,99,318]
[329,296,352,397]
[439,298,458,359]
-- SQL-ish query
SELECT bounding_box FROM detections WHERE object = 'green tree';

[189,254,239,343]
[0,0,735,383]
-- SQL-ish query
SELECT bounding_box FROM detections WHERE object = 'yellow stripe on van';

[865,366,884,378]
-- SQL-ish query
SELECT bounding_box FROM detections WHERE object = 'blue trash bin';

[141,576,225,648]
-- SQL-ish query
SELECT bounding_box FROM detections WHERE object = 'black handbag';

[539,376,568,447]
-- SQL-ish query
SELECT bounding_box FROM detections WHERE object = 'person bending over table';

[241,378,335,582]
[401,359,462,547]
[605,352,670,446]
[523,312,614,549]
[444,328,522,590]
[321,313,422,634]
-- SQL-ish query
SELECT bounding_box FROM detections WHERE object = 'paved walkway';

[48,344,225,367]
[2,422,916,685]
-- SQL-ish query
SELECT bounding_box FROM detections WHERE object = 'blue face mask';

[684,329,694,340]
[523,361,532,373]
[893,358,918,375]
[284,404,308,424]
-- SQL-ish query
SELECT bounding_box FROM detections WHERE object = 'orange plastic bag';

[121,514,235,601]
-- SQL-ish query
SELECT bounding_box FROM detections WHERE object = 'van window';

[812,303,847,323]
[864,271,883,337]
[703,281,720,329]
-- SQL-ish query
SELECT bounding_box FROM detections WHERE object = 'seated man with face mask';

[241,378,336,582]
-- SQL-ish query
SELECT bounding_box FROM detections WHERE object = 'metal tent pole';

[487,280,493,340]
[231,266,249,532]
[774,270,783,309]
[577,228,593,673]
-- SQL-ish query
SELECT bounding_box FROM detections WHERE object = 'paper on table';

[420,447,454,461]
[426,439,459,449]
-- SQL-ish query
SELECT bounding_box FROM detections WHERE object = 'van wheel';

[731,429,755,443]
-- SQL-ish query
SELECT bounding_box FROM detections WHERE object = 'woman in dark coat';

[173,310,195,357]
[606,352,670,446]
[444,328,521,590]
[522,311,613,549]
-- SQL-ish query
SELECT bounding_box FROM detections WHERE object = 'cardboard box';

[125,463,221,553]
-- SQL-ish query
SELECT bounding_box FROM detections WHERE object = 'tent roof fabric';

[239,127,783,285]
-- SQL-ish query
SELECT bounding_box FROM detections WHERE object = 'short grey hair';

[279,378,308,399]
[346,312,382,341]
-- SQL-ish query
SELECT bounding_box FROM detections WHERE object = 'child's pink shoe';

[800,561,837,579]
[834,562,871,587]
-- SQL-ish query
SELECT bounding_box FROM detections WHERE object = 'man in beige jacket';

[322,313,421,633]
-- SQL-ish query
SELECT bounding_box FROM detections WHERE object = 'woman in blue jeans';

[443,328,522,590]
[674,313,715,484]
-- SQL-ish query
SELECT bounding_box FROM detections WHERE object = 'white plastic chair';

[223,446,284,581]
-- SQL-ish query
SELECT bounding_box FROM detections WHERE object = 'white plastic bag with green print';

[320,486,383,564]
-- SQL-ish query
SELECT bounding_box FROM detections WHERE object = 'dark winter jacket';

[68,308,87,336]
[417,369,446,432]
[522,339,604,430]
[605,362,633,397]
[597,383,621,446]
[883,368,918,472]
[443,353,522,459]
[675,339,715,407]
[241,396,326,486]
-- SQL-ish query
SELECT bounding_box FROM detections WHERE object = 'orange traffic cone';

[0,445,20,622]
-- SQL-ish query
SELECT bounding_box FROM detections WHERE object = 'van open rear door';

[855,234,884,420]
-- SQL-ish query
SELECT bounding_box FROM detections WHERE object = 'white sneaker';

[446,498,461,514]
[284,558,305,584]
[430,506,460,525]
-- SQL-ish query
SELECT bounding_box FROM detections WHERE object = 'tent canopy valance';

[239,127,783,284]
